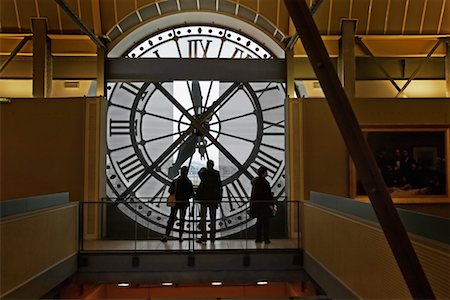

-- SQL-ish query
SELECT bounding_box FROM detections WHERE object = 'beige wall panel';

[302,99,349,198]
[0,98,88,201]
[353,98,450,124]
[0,204,78,296]
[303,203,450,299]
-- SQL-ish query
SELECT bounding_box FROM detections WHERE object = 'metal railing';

[79,197,302,252]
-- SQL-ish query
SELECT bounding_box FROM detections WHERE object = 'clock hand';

[119,128,193,199]
[168,134,197,179]
[191,80,203,117]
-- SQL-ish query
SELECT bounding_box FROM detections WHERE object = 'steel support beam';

[284,0,435,299]
[32,18,52,98]
[446,39,450,97]
[106,58,286,82]
[395,38,444,97]
[53,0,106,50]
[0,36,32,73]
[355,38,402,92]
[286,0,324,50]
[338,19,356,99]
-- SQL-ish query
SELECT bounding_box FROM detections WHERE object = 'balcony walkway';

[81,238,299,252]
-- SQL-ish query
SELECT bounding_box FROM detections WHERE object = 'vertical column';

[97,46,107,199]
[31,18,52,97]
[285,48,304,240]
[446,38,450,97]
[83,46,106,241]
[338,19,357,100]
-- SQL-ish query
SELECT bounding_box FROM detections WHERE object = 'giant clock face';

[106,25,285,238]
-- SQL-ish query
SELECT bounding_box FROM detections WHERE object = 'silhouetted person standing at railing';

[196,160,222,244]
[250,166,276,244]
[161,166,194,242]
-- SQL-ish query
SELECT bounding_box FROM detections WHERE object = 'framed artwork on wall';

[350,126,449,203]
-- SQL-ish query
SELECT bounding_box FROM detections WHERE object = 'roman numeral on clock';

[224,178,249,210]
[231,47,252,59]
[109,119,136,136]
[119,82,148,102]
[250,150,282,176]
[188,39,212,58]
[117,153,145,181]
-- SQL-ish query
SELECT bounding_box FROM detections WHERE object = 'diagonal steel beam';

[355,37,402,93]
[284,0,435,299]
[53,0,106,49]
[0,36,32,73]
[395,38,444,97]
[286,0,324,50]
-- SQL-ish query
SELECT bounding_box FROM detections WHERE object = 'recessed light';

[64,81,80,88]
[256,280,268,285]
[161,282,173,286]
[211,281,223,286]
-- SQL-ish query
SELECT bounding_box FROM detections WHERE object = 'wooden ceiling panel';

[368,0,389,34]
[16,0,38,32]
[385,0,407,34]
[58,0,84,32]
[79,0,94,33]
[329,0,351,35]
[278,1,290,34]
[312,0,330,34]
[0,0,19,32]
[422,0,444,34]
[352,0,370,35]
[258,0,278,29]
[404,0,425,34]
[137,0,157,7]
[439,0,449,34]
[239,0,258,12]
[100,0,118,35]
[116,0,138,24]
[37,0,60,33]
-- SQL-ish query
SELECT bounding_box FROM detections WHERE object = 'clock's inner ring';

[177,106,221,149]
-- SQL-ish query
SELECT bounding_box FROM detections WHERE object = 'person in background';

[196,160,222,244]
[250,166,276,244]
[161,166,194,242]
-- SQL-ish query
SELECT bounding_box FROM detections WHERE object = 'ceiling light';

[211,281,223,286]
[117,282,129,287]
[161,282,174,286]
[256,280,268,285]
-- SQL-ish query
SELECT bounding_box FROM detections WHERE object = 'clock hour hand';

[192,80,202,116]
[168,134,197,179]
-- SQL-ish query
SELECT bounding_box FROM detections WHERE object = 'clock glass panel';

[106,24,286,238]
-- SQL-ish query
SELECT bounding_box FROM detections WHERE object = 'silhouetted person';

[196,160,222,244]
[161,166,194,242]
[250,166,276,244]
